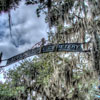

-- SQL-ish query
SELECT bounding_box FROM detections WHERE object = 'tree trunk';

[93,31,100,76]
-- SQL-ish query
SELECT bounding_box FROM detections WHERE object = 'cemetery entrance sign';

[6,43,88,66]
[1,43,90,67]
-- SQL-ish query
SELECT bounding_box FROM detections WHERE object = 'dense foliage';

[0,0,100,100]
[0,53,98,100]
[4,56,54,100]
[0,0,21,12]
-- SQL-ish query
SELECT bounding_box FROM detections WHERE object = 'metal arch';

[0,42,90,68]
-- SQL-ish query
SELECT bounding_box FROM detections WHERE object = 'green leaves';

[3,56,54,99]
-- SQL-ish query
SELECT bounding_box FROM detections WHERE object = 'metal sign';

[2,43,89,66]
[41,43,83,53]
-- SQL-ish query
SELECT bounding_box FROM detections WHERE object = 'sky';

[0,0,48,82]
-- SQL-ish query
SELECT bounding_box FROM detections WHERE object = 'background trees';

[2,53,98,100]
[0,0,100,100]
